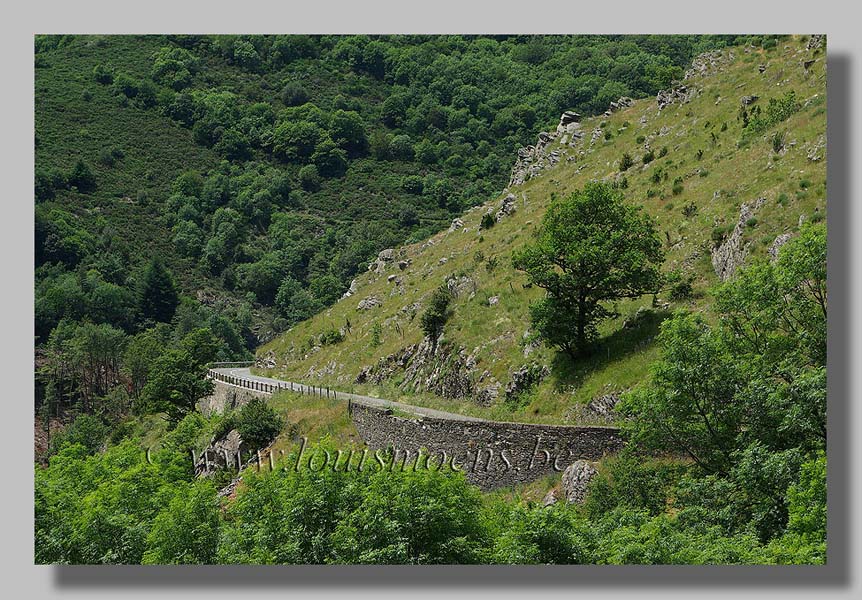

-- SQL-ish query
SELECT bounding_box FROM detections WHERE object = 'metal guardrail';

[209,361,255,368]
[207,368,339,400]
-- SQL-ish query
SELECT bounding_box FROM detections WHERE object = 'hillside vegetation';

[257,36,826,424]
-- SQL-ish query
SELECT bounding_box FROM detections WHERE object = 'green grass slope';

[257,36,826,425]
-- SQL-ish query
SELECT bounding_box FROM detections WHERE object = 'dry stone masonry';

[348,401,623,490]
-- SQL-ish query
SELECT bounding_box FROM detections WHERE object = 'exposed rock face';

[495,193,517,222]
[195,429,247,477]
[446,275,475,299]
[357,295,382,310]
[449,218,464,232]
[684,49,732,80]
[806,134,826,162]
[711,197,767,281]
[807,34,824,51]
[657,83,697,110]
[488,295,500,307]
[740,94,759,106]
[603,96,633,116]
[586,393,621,419]
[255,350,277,369]
[505,363,550,401]
[542,489,559,507]
[768,232,794,262]
[560,460,598,504]
[341,278,359,300]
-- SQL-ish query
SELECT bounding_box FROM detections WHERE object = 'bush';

[92,63,114,85]
[49,414,108,456]
[480,212,496,230]
[420,285,452,340]
[746,217,758,228]
[281,82,309,106]
[318,328,344,346]
[681,202,697,217]
[236,397,284,452]
[672,183,684,196]
[657,146,668,158]
[642,150,655,164]
[636,135,646,144]
[665,269,694,301]
[298,164,321,191]
[619,153,634,171]
[711,224,733,246]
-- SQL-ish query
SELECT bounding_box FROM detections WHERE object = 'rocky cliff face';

[711,197,767,281]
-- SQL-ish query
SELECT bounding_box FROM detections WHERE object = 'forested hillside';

[35,35,736,371]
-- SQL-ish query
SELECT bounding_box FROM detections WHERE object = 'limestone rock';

[560,461,598,504]
[357,295,382,311]
[542,489,559,507]
[586,392,621,419]
[449,218,464,232]
[711,197,767,281]
[768,232,794,262]
[488,295,499,306]
[495,193,517,222]
[195,429,247,477]
[505,363,550,401]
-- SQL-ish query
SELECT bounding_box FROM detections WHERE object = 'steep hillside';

[256,35,827,424]
[36,35,732,352]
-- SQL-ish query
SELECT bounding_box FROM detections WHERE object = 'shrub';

[480,212,496,230]
[799,179,811,189]
[636,135,646,144]
[665,270,694,301]
[318,328,344,346]
[777,192,789,206]
[604,130,613,140]
[772,131,786,153]
[420,285,452,340]
[370,322,382,347]
[92,63,114,85]
[681,202,697,218]
[236,397,284,452]
[672,183,684,196]
[695,149,704,160]
[746,217,758,228]
[658,146,668,158]
[49,413,108,456]
[298,164,321,191]
[711,225,733,246]
[642,150,655,164]
[619,153,634,171]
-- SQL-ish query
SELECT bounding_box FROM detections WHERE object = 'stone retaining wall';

[197,379,268,417]
[348,401,624,490]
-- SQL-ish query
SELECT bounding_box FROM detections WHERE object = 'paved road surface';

[212,367,484,422]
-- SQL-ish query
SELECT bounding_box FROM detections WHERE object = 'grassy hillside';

[257,36,826,424]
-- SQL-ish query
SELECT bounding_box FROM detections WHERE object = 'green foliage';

[280,81,309,106]
[619,152,634,171]
[420,285,453,340]
[235,397,285,452]
[138,258,179,325]
[49,413,108,456]
[512,182,664,357]
[480,212,496,230]
[140,328,218,422]
[621,224,827,477]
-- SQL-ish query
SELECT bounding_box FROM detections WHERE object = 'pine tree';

[138,258,179,324]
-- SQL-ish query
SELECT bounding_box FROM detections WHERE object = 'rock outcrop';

[711,197,767,281]
[560,460,598,504]
[768,232,793,262]
[504,363,550,401]
[195,429,247,477]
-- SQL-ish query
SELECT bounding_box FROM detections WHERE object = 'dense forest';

[35,34,826,565]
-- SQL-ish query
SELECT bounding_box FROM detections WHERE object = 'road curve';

[211,367,485,422]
